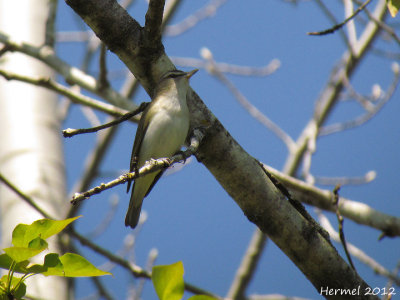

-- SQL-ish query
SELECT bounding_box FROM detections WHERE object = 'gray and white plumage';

[125,69,197,228]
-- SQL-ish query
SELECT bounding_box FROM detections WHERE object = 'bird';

[125,69,198,228]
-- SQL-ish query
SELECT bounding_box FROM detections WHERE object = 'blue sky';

[57,1,399,299]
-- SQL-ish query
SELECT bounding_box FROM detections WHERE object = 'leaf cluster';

[0,217,110,299]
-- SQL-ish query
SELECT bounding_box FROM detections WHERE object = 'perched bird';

[125,69,198,228]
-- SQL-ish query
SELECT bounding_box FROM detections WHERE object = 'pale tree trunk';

[0,0,68,299]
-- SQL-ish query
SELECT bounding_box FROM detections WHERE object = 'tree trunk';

[0,0,69,299]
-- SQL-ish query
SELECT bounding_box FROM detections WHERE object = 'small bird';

[125,69,198,228]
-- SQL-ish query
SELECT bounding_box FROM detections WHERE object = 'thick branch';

[144,0,165,46]
[265,165,400,237]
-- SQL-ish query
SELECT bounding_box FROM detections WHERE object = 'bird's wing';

[144,169,165,197]
[126,104,152,193]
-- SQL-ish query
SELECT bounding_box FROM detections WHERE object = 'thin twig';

[333,186,356,270]
[314,0,349,46]
[90,277,115,300]
[0,173,52,220]
[200,48,296,153]
[314,170,376,186]
[172,56,280,77]
[62,102,148,137]
[308,0,372,36]
[317,210,400,286]
[165,0,228,36]
[0,69,133,119]
[70,129,204,205]
[283,0,388,175]
[353,0,400,46]
[0,31,134,110]
[226,229,268,299]
[69,228,221,298]
[319,62,400,136]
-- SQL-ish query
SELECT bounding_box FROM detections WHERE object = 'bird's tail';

[125,171,160,228]
[125,192,143,228]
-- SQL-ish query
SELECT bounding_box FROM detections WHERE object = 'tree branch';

[0,31,134,110]
[0,69,132,119]
[308,0,372,36]
[264,164,400,237]
[144,0,165,46]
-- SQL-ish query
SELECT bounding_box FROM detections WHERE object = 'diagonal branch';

[0,69,132,118]
[70,128,204,204]
[0,31,134,110]
[264,165,400,237]
[308,0,372,36]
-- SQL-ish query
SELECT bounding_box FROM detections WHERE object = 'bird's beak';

[185,69,198,79]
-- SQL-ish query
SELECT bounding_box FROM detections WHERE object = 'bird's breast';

[138,97,189,165]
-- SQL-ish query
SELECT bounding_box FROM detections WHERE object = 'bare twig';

[135,248,159,299]
[0,69,132,119]
[62,102,148,137]
[226,229,268,299]
[90,277,115,300]
[319,62,399,136]
[333,186,356,270]
[70,129,204,204]
[86,195,119,239]
[200,47,296,153]
[314,0,349,46]
[308,0,372,36]
[0,31,134,110]
[317,210,400,286]
[353,0,400,46]
[172,56,280,77]
[0,173,52,220]
[283,0,388,175]
[165,0,228,36]
[314,170,376,186]
[70,229,221,298]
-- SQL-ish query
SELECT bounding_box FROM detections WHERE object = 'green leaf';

[0,254,29,273]
[0,275,8,292]
[0,275,26,300]
[188,296,217,300]
[41,253,111,277]
[27,253,63,274]
[3,247,45,263]
[28,237,48,250]
[12,217,80,247]
[388,0,400,17]
[152,261,184,300]
[3,236,48,262]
